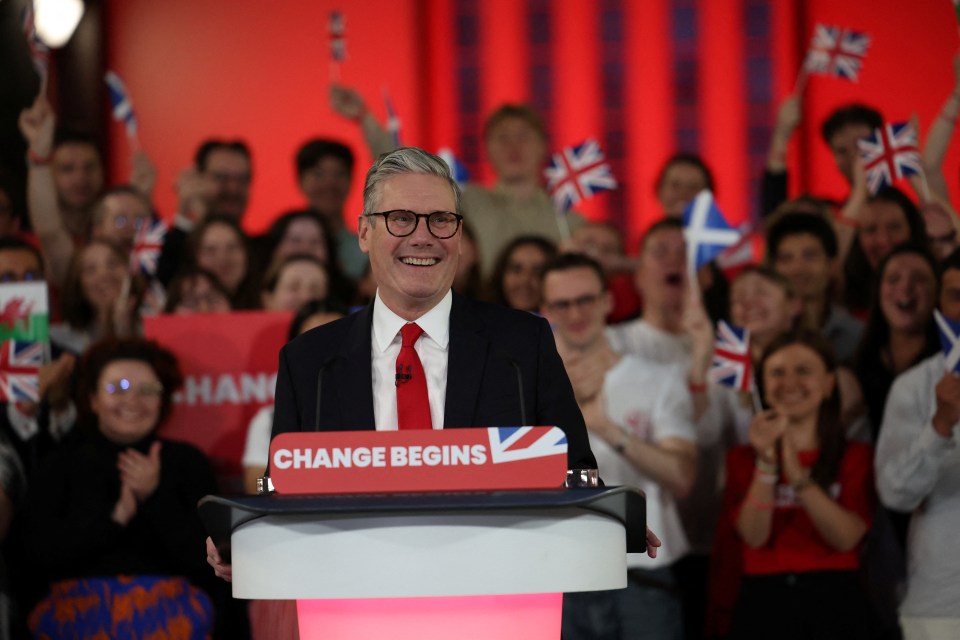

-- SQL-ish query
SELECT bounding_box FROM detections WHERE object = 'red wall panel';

[104,0,960,244]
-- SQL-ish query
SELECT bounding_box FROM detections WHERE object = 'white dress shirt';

[370,290,452,430]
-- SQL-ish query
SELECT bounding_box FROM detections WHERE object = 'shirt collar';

[372,289,453,353]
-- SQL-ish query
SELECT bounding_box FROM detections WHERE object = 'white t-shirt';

[593,355,695,568]
[242,405,274,471]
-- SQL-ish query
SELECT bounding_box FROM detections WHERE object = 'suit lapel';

[331,303,376,430]
[444,294,487,428]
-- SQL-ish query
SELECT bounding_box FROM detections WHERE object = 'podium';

[200,487,645,639]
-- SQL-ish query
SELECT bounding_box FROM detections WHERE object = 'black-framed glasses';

[103,378,164,398]
[544,293,603,313]
[364,210,463,239]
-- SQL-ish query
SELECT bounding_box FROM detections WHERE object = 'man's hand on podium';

[206,536,232,582]
[645,527,661,559]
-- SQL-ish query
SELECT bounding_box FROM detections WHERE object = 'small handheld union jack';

[803,23,871,82]
[329,11,346,61]
[130,218,167,277]
[710,320,753,393]
[857,121,922,195]
[105,71,139,141]
[0,340,43,403]
[544,139,617,211]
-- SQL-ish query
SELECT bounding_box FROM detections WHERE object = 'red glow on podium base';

[296,592,562,639]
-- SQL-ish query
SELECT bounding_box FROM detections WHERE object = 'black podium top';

[200,486,646,558]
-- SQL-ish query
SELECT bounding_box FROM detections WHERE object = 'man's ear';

[357,215,371,255]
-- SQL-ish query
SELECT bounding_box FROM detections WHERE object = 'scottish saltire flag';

[0,340,43,403]
[682,190,741,274]
[710,321,753,392]
[104,71,138,138]
[935,309,960,373]
[487,426,567,464]
[857,121,922,195]
[804,24,871,82]
[131,218,167,276]
[329,10,346,61]
[21,2,49,85]
[544,139,617,211]
[383,90,401,147]
[438,148,470,186]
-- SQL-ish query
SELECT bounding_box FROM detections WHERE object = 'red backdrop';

[104,0,960,248]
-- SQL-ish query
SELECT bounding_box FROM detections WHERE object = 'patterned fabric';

[29,575,213,640]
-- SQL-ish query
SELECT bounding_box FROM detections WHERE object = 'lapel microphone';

[395,364,412,385]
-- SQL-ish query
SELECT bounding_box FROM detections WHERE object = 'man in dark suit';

[271,146,595,470]
[207,147,598,582]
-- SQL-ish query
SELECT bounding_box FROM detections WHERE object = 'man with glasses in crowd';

[157,139,254,284]
[540,252,695,640]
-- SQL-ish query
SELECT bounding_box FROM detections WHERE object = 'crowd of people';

[0,56,958,640]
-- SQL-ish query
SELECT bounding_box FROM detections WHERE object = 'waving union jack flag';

[544,139,617,211]
[105,71,139,139]
[804,24,871,82]
[857,121,922,195]
[487,426,567,464]
[0,340,43,403]
[329,10,347,61]
[21,2,49,86]
[710,320,753,392]
[131,218,167,276]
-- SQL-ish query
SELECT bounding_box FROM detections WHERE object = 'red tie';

[396,323,432,430]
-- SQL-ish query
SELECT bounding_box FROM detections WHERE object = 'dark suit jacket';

[272,293,597,470]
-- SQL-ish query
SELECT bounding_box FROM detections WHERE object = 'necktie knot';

[401,323,424,347]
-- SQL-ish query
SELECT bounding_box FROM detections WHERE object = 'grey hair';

[362,147,462,217]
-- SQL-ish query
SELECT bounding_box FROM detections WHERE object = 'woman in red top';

[725,330,874,640]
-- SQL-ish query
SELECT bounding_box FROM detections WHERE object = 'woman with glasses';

[24,338,220,639]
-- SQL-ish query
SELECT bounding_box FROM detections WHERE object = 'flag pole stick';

[749,379,763,415]
[793,66,808,97]
[918,169,932,204]
[555,207,572,243]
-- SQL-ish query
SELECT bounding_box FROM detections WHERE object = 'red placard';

[144,310,292,488]
[270,427,568,495]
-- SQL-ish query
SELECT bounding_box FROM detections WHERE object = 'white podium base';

[233,509,626,599]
